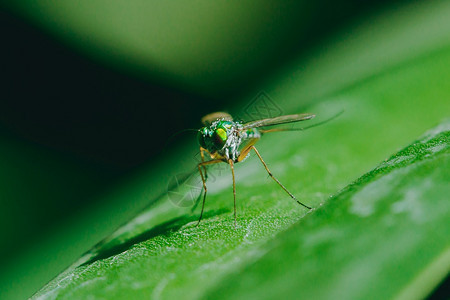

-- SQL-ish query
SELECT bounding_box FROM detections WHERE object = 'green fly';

[196,111,318,226]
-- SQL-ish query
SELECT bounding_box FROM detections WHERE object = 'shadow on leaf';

[81,209,228,266]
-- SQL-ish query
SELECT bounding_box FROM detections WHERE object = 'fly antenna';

[165,128,199,149]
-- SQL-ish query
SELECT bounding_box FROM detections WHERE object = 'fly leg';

[200,147,208,180]
[251,146,311,209]
[192,148,208,212]
[196,159,223,226]
[228,159,237,228]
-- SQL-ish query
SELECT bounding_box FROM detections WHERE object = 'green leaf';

[207,123,450,300]
[32,71,449,300]
[30,2,450,299]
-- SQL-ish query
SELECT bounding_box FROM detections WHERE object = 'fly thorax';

[222,127,242,161]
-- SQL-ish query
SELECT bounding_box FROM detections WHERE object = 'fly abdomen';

[241,128,261,139]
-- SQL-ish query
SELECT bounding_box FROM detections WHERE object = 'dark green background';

[0,1,447,299]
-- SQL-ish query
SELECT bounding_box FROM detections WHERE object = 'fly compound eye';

[213,127,227,149]
[197,129,207,149]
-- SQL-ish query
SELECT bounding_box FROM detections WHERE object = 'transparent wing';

[242,113,315,129]
[258,111,344,133]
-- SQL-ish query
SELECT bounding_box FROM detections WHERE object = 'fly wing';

[242,113,315,129]
[201,112,233,126]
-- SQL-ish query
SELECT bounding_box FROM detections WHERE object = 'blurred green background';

[0,0,448,299]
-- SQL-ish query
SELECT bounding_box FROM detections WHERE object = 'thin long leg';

[228,159,237,228]
[196,159,223,226]
[251,146,311,209]
[191,148,208,212]
[199,147,208,180]
[191,186,202,213]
